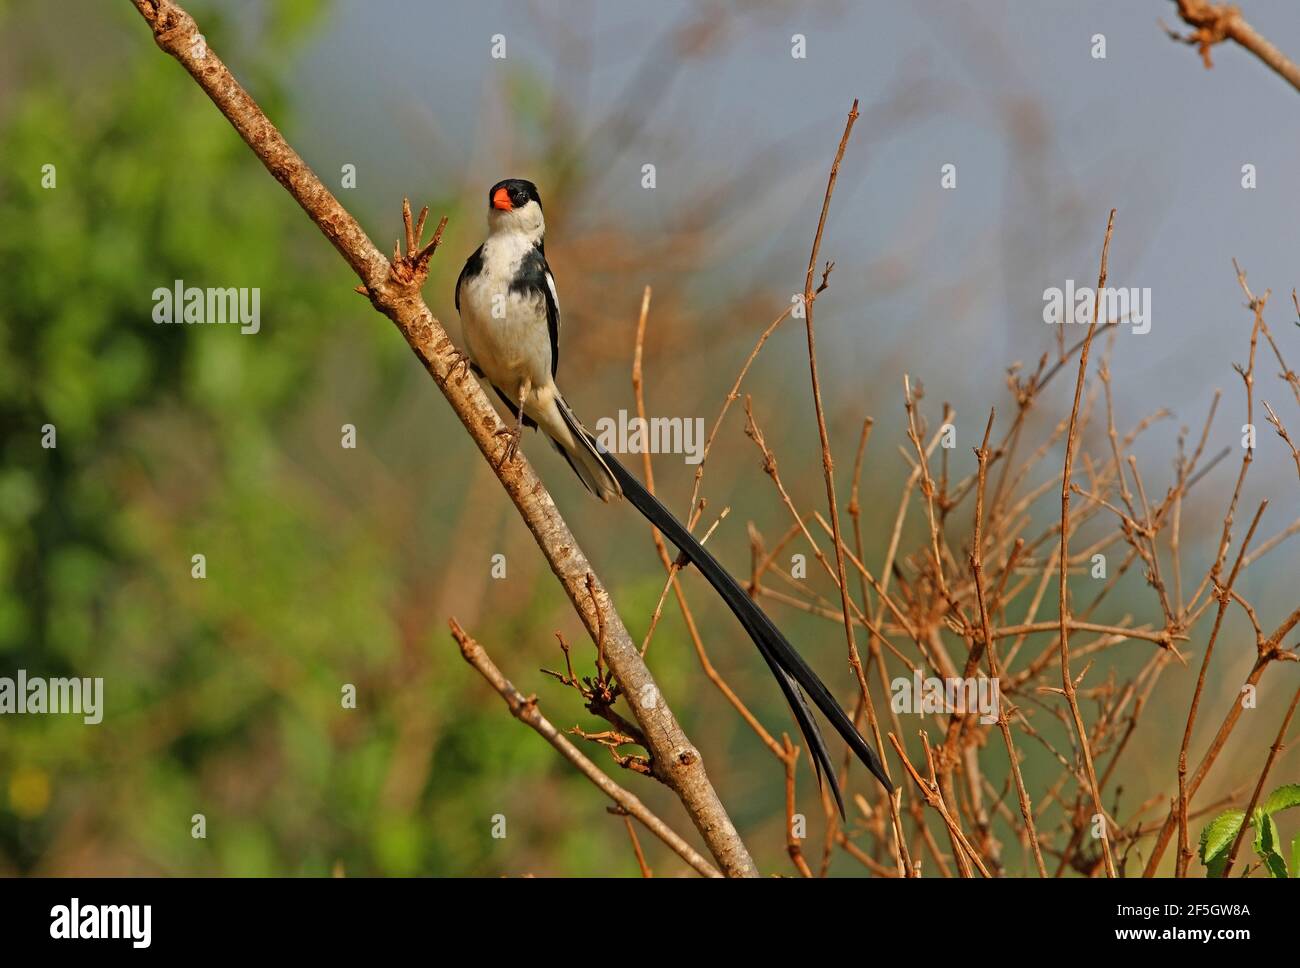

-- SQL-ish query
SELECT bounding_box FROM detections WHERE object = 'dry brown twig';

[970,409,1048,876]
[1220,683,1300,878]
[615,807,654,878]
[1056,209,1118,878]
[449,619,720,878]
[1166,0,1300,93]
[887,732,991,878]
[1143,261,1299,877]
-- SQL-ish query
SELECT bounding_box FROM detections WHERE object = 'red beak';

[492,187,513,211]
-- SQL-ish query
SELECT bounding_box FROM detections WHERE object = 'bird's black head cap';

[489,178,542,212]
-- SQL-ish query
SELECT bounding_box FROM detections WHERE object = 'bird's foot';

[495,422,524,465]
[447,349,474,383]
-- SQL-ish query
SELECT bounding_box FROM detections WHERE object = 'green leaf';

[1254,812,1288,878]
[1291,835,1299,878]
[1199,809,1245,876]
[1261,783,1300,817]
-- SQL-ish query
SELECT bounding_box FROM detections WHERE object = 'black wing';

[454,243,485,313]
[509,245,560,378]
[543,267,560,379]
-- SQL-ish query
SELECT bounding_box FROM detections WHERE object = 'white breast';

[458,235,553,398]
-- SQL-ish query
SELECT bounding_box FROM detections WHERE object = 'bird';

[455,177,892,813]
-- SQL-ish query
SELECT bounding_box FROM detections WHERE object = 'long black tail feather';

[598,450,894,812]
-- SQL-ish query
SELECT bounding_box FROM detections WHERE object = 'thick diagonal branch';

[129,0,756,877]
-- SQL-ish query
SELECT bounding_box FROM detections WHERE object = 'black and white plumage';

[456,178,619,501]
[455,178,892,812]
